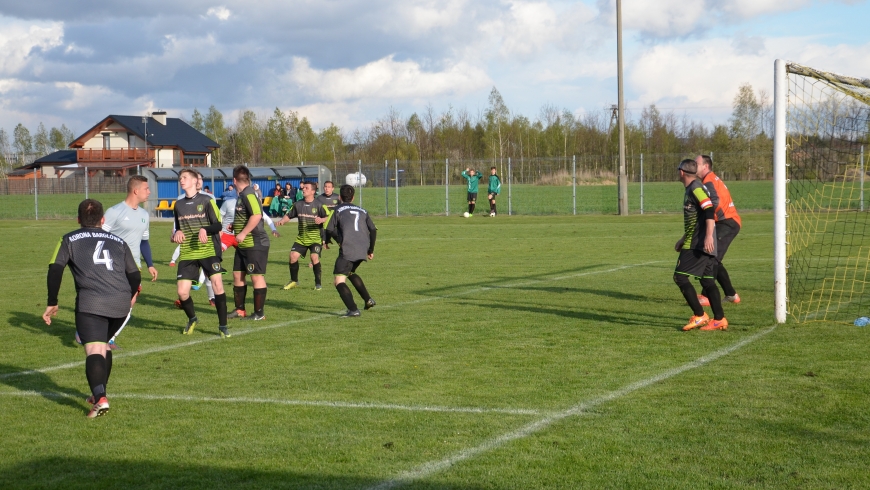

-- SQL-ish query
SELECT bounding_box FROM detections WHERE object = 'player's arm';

[693,187,716,254]
[197,199,223,243]
[262,213,279,237]
[124,243,143,305]
[44,238,69,324]
[139,240,157,281]
[237,193,263,243]
[366,216,377,258]
[101,207,118,233]
[172,209,184,243]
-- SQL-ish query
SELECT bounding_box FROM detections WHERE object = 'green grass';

[1,214,868,489]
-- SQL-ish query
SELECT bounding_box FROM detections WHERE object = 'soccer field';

[1,214,867,489]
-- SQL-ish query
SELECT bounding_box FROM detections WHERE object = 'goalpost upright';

[773,59,788,323]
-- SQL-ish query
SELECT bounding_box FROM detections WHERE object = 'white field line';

[0,391,544,416]
[367,324,779,490]
[2,261,661,380]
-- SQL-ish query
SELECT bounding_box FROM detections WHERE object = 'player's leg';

[700,260,728,331]
[674,250,709,330]
[333,256,360,316]
[245,249,269,321]
[176,261,198,334]
[715,220,741,301]
[348,267,375,310]
[77,312,111,417]
[204,258,229,336]
[170,245,180,266]
[311,245,322,290]
[284,247,304,289]
[230,250,248,318]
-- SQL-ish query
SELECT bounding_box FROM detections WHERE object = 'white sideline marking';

[2,262,658,380]
[367,325,779,490]
[0,391,544,416]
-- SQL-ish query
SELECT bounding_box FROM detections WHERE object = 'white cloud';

[0,19,63,76]
[53,82,117,110]
[479,1,596,59]
[286,56,491,101]
[390,0,467,33]
[205,6,231,21]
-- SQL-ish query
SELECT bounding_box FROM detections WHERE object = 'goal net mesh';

[786,63,870,322]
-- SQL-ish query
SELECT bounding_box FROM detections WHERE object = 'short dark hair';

[339,184,355,203]
[700,155,713,170]
[678,159,698,174]
[78,199,104,227]
[233,165,251,184]
[127,175,148,194]
[178,168,198,180]
[301,180,317,192]
[491,166,496,170]
[324,180,334,187]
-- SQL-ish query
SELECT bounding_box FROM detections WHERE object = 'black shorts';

[487,192,498,199]
[675,249,717,279]
[234,248,268,275]
[177,257,225,283]
[467,192,478,202]
[76,311,126,345]
[716,219,740,262]
[292,242,322,257]
[334,255,364,276]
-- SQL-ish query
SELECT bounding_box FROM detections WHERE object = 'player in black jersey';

[322,185,377,317]
[228,165,270,321]
[277,181,328,290]
[315,180,341,248]
[43,199,141,418]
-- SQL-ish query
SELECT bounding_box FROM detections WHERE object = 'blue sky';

[0,0,868,139]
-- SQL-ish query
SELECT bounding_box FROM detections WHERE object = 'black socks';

[214,293,228,325]
[348,274,371,302]
[290,262,299,282]
[336,283,357,311]
[86,354,107,400]
[253,288,267,316]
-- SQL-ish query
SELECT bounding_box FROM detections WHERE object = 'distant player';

[43,199,141,418]
[172,168,230,338]
[487,166,501,216]
[696,154,742,305]
[315,180,341,247]
[100,175,157,349]
[227,165,271,321]
[674,158,727,331]
[277,181,328,290]
[461,168,483,217]
[323,184,377,317]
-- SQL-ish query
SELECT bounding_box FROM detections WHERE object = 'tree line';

[2,84,774,180]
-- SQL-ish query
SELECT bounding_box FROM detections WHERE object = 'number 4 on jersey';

[93,241,114,270]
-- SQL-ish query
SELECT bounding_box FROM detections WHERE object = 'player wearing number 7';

[321,184,377,317]
[43,199,141,418]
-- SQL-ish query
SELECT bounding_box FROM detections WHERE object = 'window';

[183,153,206,166]
[103,134,111,149]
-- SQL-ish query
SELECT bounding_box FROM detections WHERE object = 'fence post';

[640,153,644,215]
[384,160,388,217]
[508,157,512,216]
[861,146,865,212]
[85,167,89,199]
[572,155,576,215]
[445,158,449,216]
[358,159,363,207]
[395,158,399,217]
[34,168,38,221]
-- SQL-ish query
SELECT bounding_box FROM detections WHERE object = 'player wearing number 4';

[172,168,230,338]
[321,185,377,317]
[43,199,141,418]
[673,159,728,331]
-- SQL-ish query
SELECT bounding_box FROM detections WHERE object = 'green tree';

[485,87,510,166]
[730,83,761,140]
[34,123,50,155]
[189,108,205,132]
[296,117,315,162]
[49,125,74,151]
[204,106,228,166]
[13,123,32,155]
[235,110,262,164]
[262,108,294,163]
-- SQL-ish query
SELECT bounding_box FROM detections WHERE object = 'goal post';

[774,59,870,323]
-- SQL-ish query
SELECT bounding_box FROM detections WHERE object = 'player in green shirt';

[172,168,230,338]
[487,166,502,217]
[277,181,328,290]
[461,168,483,217]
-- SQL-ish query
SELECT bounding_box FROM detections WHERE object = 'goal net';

[774,61,870,322]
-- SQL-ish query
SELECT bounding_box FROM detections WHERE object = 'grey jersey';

[326,203,377,262]
[50,228,139,318]
[102,202,150,267]
[315,193,341,213]
[220,197,276,234]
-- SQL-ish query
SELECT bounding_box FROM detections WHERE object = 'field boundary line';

[0,391,544,416]
[1,261,659,380]
[368,324,779,490]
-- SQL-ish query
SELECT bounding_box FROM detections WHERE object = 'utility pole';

[616,0,628,215]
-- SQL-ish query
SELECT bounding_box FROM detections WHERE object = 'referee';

[43,199,141,418]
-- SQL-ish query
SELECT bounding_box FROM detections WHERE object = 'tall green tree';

[34,123,50,155]
[13,123,32,155]
[49,125,74,151]
[189,108,205,132]
[485,87,510,166]
[204,106,228,165]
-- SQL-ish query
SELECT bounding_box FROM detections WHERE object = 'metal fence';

[0,153,775,219]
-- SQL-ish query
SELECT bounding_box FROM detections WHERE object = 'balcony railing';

[76,148,155,162]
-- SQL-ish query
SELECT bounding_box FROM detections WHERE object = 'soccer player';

[172,168,230,337]
[170,173,216,303]
[43,199,141,418]
[323,184,377,317]
[487,166,502,216]
[100,175,157,349]
[315,180,341,247]
[277,181,328,290]
[696,154,742,305]
[227,165,271,321]
[673,158,728,331]
[461,168,483,217]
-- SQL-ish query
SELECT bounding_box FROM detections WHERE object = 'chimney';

[152,111,167,125]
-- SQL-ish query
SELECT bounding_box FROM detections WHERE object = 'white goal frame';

[773,59,787,323]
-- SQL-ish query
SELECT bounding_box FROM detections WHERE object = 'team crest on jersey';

[212,263,221,272]
[247,264,255,273]
[197,204,204,212]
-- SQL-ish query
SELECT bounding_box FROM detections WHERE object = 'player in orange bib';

[696,155,741,306]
